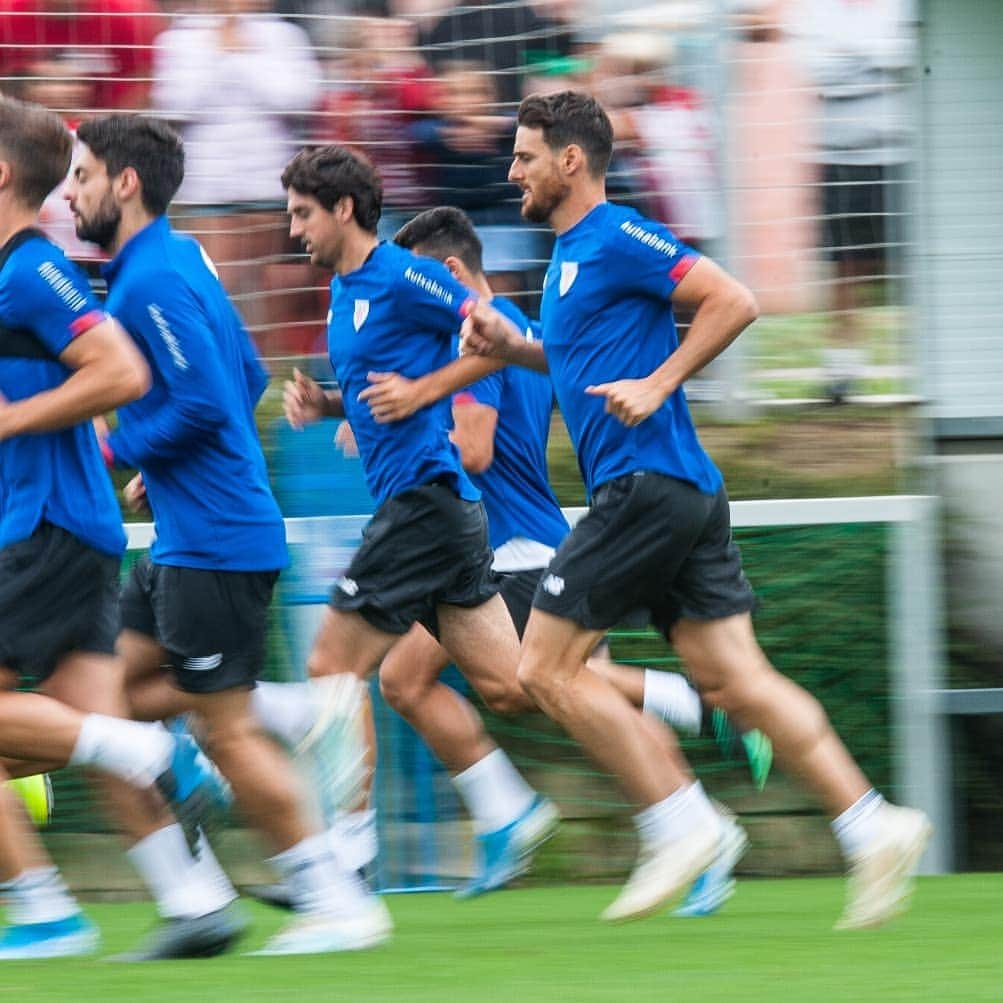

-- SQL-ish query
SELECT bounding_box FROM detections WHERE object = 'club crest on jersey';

[559,262,579,296]
[353,300,370,331]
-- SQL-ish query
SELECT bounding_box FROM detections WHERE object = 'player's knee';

[480,676,534,716]
[516,656,552,704]
[378,669,423,716]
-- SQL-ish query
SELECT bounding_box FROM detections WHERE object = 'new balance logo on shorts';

[336,577,359,597]
[541,574,565,596]
[183,653,223,672]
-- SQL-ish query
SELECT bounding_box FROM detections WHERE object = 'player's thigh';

[520,607,606,688]
[669,612,773,697]
[41,651,129,717]
[378,624,451,708]
[117,629,169,687]
[308,606,399,681]
[437,594,529,711]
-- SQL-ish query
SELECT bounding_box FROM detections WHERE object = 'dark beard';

[520,177,567,224]
[74,193,122,251]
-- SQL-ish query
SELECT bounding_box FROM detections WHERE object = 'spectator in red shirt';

[0,0,163,111]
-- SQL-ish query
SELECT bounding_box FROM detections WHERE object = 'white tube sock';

[271,832,370,918]
[641,670,703,735]
[831,789,886,858]
[453,749,536,834]
[0,867,80,925]
[69,714,173,788]
[634,781,720,849]
[126,824,236,919]
[251,682,315,746]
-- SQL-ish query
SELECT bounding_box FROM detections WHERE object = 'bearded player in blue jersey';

[461,90,931,929]
[65,116,390,957]
[361,206,746,913]
[0,96,254,962]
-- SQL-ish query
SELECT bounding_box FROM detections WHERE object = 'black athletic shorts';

[531,472,756,634]
[0,522,120,683]
[494,566,610,657]
[494,568,540,638]
[331,480,497,636]
[120,555,279,693]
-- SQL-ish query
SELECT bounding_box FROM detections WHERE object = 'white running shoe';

[836,804,932,931]
[601,817,719,923]
[249,897,392,956]
[296,675,369,823]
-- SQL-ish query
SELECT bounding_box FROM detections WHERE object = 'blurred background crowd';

[0,0,918,404]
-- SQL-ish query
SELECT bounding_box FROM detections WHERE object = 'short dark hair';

[517,91,613,179]
[393,206,483,274]
[281,146,382,233]
[0,96,73,209]
[75,115,184,216]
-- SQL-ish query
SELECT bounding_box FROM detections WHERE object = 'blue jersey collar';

[102,215,171,283]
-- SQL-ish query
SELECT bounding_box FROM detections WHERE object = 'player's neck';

[106,204,156,256]
[0,202,39,248]
[549,185,605,236]
[335,231,379,277]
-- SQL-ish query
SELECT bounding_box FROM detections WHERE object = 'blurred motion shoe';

[110,904,247,961]
[601,817,719,923]
[710,708,773,790]
[0,913,99,960]
[249,897,392,956]
[244,883,294,911]
[455,795,560,900]
[674,812,748,917]
[296,675,368,825]
[836,804,932,930]
[156,725,232,852]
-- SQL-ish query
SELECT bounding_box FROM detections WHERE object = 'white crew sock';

[271,832,372,918]
[0,867,80,925]
[634,781,720,849]
[69,714,173,788]
[641,670,702,735]
[328,809,378,873]
[127,824,237,920]
[251,682,316,746]
[831,789,886,858]
[453,749,536,834]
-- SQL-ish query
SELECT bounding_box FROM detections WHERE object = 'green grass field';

[3,876,998,1002]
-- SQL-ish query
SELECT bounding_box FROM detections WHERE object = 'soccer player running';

[365,205,748,912]
[461,91,931,928]
[0,96,243,961]
[277,146,564,895]
[64,116,390,956]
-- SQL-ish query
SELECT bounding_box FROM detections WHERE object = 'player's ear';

[562,143,586,176]
[443,255,464,281]
[0,158,12,192]
[114,165,141,203]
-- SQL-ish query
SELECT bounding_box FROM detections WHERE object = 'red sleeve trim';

[99,436,115,469]
[458,296,477,318]
[69,310,107,338]
[669,255,698,285]
[452,391,479,406]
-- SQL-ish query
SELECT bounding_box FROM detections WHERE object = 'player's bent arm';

[449,399,498,474]
[654,257,758,395]
[415,355,505,409]
[0,318,150,441]
[461,302,549,374]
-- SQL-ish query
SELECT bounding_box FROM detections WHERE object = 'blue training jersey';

[0,229,125,557]
[540,202,723,499]
[327,241,480,508]
[103,216,287,572]
[454,296,568,553]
